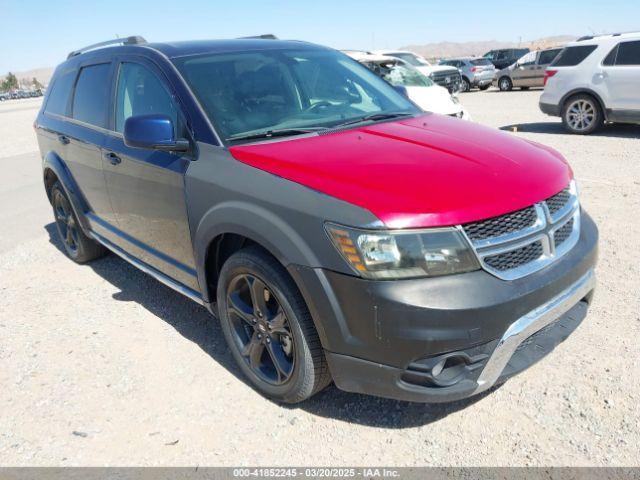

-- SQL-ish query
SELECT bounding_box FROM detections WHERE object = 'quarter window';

[115,63,180,134]
[538,49,561,65]
[72,64,111,128]
[45,69,76,116]
[615,40,640,65]
[551,45,597,67]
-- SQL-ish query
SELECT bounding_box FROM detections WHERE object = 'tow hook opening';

[402,351,490,388]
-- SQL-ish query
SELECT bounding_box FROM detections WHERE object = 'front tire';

[498,76,513,91]
[217,247,331,403]
[51,182,106,263]
[478,84,490,91]
[561,94,603,135]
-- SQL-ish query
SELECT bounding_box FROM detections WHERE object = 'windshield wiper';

[333,112,415,128]
[227,127,326,142]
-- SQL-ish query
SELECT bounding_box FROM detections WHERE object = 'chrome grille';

[464,206,538,242]
[546,187,571,216]
[461,181,580,280]
[554,218,574,246]
[430,70,462,93]
[484,241,544,271]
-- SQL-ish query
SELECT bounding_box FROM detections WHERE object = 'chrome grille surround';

[460,180,580,281]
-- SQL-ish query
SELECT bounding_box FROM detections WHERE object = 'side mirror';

[123,114,189,152]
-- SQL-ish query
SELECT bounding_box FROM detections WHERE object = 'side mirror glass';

[123,114,189,152]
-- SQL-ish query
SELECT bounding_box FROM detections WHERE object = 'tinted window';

[45,69,76,116]
[551,45,597,66]
[616,41,640,65]
[72,63,111,127]
[602,45,619,66]
[115,63,180,134]
[471,58,493,66]
[538,49,561,65]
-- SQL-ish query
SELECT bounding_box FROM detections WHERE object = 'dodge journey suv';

[36,36,598,404]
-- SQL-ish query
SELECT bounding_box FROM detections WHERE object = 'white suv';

[540,32,640,134]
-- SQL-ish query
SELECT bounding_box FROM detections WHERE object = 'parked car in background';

[540,32,640,134]
[494,47,562,91]
[439,57,496,92]
[374,50,462,93]
[37,36,597,404]
[347,52,471,119]
[483,48,530,70]
[0,92,9,101]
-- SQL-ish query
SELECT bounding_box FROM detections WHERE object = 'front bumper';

[289,211,598,402]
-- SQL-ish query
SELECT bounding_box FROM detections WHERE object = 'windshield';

[367,61,434,87]
[385,52,429,67]
[173,48,419,143]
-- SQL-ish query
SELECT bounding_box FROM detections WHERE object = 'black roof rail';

[237,34,278,40]
[67,36,147,59]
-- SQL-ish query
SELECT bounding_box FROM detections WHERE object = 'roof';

[145,38,323,58]
[572,31,640,45]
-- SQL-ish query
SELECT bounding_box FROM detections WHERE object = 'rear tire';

[217,246,331,403]
[561,94,603,135]
[461,77,471,92]
[478,84,490,91]
[498,76,513,91]
[51,182,107,263]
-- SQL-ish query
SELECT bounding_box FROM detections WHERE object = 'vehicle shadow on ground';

[499,121,640,138]
[46,222,495,428]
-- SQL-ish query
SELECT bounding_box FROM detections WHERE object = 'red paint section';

[230,114,573,229]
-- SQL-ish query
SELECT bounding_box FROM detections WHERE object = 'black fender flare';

[560,88,608,121]
[193,200,322,303]
[42,151,92,234]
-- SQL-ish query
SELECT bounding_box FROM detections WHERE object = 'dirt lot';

[0,92,638,466]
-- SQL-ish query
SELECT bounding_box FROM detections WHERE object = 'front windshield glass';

[173,48,419,143]
[368,61,434,87]
[387,52,430,66]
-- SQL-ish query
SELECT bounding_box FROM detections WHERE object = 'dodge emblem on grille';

[445,76,451,84]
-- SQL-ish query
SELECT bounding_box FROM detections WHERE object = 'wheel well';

[562,91,606,118]
[44,168,59,203]
[204,233,260,299]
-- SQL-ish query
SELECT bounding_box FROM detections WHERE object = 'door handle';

[57,134,70,145]
[103,151,122,165]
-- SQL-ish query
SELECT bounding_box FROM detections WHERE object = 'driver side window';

[115,63,181,135]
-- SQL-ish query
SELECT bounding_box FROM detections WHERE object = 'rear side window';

[551,45,597,66]
[72,63,111,128]
[616,41,640,65]
[471,58,493,66]
[45,69,76,116]
[538,49,561,65]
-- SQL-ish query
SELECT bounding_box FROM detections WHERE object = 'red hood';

[229,114,572,229]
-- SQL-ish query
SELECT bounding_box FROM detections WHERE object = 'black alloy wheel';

[50,181,106,263]
[217,247,331,403]
[53,188,79,256]
[226,273,295,385]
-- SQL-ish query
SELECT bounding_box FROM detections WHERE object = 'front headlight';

[326,223,480,279]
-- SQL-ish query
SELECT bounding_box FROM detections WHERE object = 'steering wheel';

[306,101,333,113]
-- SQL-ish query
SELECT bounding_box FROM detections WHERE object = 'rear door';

[102,56,198,290]
[512,51,537,86]
[601,40,640,115]
[66,62,117,224]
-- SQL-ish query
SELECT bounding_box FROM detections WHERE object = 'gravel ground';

[0,91,639,466]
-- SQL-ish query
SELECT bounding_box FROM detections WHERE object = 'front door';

[512,51,537,87]
[102,58,198,291]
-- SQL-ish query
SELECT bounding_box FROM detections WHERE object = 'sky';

[1,0,638,73]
